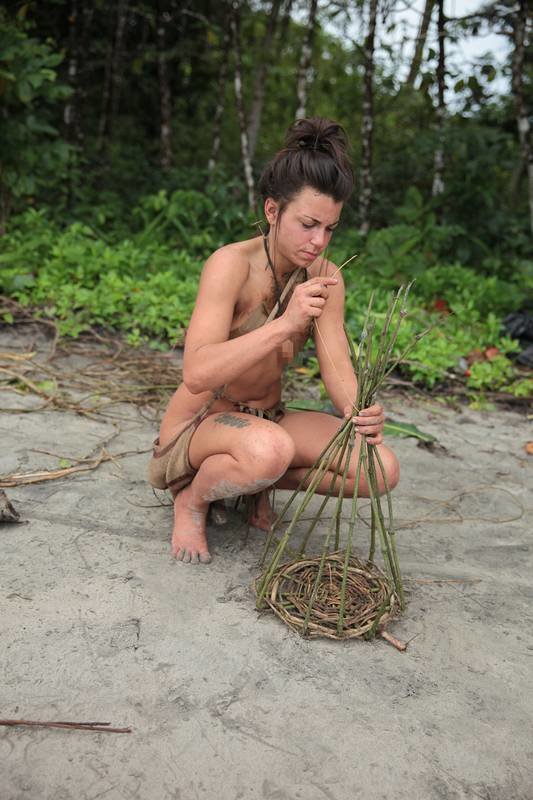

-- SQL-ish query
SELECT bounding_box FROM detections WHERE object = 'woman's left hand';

[344,402,385,445]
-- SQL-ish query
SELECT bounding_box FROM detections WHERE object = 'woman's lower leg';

[172,448,290,564]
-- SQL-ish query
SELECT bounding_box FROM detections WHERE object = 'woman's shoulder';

[200,240,252,288]
[205,240,251,268]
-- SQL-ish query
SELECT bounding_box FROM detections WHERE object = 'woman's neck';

[263,235,299,280]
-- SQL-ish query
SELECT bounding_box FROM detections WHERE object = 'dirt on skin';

[1,323,532,800]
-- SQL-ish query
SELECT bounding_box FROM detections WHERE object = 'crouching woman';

[147,117,399,563]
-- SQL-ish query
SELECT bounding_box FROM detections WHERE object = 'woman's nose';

[310,228,329,249]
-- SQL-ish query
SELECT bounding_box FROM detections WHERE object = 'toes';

[175,547,185,561]
[199,551,212,564]
[181,550,191,563]
[190,552,199,564]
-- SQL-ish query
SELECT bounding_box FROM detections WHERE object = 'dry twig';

[0,718,131,734]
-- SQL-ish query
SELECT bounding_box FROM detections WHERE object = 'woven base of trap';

[255,551,399,641]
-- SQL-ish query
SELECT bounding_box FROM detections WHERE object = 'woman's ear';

[264,197,279,227]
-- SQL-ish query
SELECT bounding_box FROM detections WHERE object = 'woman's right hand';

[282,276,338,333]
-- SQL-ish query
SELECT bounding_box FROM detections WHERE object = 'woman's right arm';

[182,249,290,393]
[182,248,337,394]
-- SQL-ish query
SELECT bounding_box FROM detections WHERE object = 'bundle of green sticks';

[255,283,432,647]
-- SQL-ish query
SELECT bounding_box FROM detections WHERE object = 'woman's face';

[266,186,343,268]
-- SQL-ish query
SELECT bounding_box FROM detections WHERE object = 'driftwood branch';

[0,718,131,733]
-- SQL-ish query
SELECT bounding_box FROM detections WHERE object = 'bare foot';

[249,490,275,531]
[171,485,211,564]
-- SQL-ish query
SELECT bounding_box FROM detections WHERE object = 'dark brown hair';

[258,117,354,220]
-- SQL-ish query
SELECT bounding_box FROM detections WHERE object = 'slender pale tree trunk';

[432,0,446,220]
[231,2,256,212]
[512,0,533,235]
[295,0,318,119]
[406,0,435,87]
[156,4,173,172]
[278,0,294,50]
[247,0,282,161]
[207,27,231,182]
[358,0,378,236]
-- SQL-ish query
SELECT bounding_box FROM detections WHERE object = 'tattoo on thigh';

[214,413,251,429]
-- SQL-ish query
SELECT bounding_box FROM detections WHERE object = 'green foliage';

[350,188,483,283]
[0,186,529,398]
[503,378,533,398]
[466,355,515,391]
[414,264,525,317]
[0,11,71,221]
[131,184,254,255]
[341,267,522,390]
[0,206,202,342]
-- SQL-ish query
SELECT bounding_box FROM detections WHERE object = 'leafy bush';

[342,271,521,390]
[0,207,202,342]
[0,193,529,397]
[0,12,71,223]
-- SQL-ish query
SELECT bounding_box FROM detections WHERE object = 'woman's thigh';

[277,410,399,495]
[188,410,295,471]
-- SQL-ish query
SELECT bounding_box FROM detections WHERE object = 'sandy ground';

[1,325,532,800]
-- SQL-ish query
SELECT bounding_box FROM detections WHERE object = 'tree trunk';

[278,0,294,51]
[406,0,435,88]
[295,0,318,119]
[512,0,533,235]
[97,0,129,154]
[247,0,282,161]
[230,2,256,213]
[431,0,446,220]
[76,2,94,155]
[156,4,173,172]
[64,0,79,141]
[64,0,80,209]
[358,0,378,237]
[207,27,231,182]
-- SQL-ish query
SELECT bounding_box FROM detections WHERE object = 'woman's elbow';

[182,367,203,394]
[182,363,213,394]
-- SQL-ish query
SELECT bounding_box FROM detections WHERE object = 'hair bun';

[287,117,349,159]
[257,115,354,207]
[296,134,326,153]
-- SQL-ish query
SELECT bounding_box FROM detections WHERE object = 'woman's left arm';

[313,264,385,445]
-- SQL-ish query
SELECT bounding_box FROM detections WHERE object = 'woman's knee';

[238,426,295,478]
[372,446,400,493]
[347,445,399,496]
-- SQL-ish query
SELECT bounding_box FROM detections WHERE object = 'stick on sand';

[0,718,132,734]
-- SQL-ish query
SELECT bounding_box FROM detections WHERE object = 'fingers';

[286,276,338,330]
[353,415,384,428]
[353,404,384,425]
[305,276,338,287]
[302,277,338,300]
[358,403,383,417]
[351,403,384,443]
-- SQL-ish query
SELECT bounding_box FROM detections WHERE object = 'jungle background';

[0,0,532,405]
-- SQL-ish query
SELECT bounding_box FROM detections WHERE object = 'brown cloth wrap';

[147,401,286,493]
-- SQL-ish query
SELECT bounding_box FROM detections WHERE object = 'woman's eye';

[302,223,314,229]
